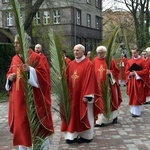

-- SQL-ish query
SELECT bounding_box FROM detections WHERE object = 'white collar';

[75,55,85,63]
[133,55,141,60]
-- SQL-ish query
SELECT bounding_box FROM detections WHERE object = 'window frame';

[53,9,60,24]
[76,9,81,25]
[3,0,10,3]
[33,12,41,26]
[86,0,91,4]
[7,12,13,26]
[87,14,91,28]
[95,0,100,8]
[43,11,50,25]
[95,16,100,29]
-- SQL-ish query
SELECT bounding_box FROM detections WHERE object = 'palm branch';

[11,0,46,149]
[100,26,120,120]
[123,29,132,58]
[0,28,14,42]
[48,29,70,125]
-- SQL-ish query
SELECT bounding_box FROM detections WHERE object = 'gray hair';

[74,44,85,52]
[96,46,107,53]
[15,33,31,47]
[146,47,150,53]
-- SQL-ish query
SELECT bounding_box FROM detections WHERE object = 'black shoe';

[112,117,118,124]
[77,137,92,143]
[132,114,140,118]
[66,137,78,144]
[94,123,105,127]
[144,101,150,105]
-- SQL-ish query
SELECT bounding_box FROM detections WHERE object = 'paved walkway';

[0,87,150,150]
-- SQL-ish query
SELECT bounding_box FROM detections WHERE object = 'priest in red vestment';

[93,46,122,127]
[144,49,150,104]
[118,52,128,86]
[5,34,54,150]
[61,44,100,144]
[35,44,50,83]
[63,50,71,66]
[125,48,149,117]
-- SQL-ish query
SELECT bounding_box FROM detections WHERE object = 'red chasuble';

[118,57,128,81]
[65,57,71,66]
[6,49,54,147]
[144,58,150,97]
[125,57,149,105]
[61,57,100,132]
[93,57,122,113]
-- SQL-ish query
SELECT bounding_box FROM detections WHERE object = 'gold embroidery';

[98,65,105,79]
[71,70,79,87]
[16,68,22,90]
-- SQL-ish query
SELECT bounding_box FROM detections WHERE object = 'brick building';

[0,0,103,52]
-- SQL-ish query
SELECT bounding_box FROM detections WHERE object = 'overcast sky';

[103,0,128,11]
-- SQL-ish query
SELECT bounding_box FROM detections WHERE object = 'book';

[129,63,142,71]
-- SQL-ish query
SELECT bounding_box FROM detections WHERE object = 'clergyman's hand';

[8,73,16,82]
[23,64,30,72]
[129,71,135,77]
[83,97,88,102]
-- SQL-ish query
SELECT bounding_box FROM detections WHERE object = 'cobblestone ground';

[0,87,150,150]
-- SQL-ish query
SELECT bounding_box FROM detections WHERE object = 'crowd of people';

[5,34,150,149]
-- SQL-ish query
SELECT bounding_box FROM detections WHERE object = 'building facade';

[0,0,103,52]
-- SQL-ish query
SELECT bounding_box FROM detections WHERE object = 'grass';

[0,90,8,103]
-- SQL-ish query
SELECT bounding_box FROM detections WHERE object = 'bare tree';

[23,0,45,36]
[117,0,150,49]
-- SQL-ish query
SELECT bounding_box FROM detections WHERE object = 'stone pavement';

[0,87,150,150]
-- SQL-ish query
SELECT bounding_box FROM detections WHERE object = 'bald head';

[35,44,42,54]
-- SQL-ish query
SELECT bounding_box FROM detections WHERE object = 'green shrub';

[0,43,15,91]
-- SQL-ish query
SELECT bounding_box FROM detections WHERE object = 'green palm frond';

[99,82,111,119]
[48,29,70,125]
[100,26,120,120]
[123,29,132,58]
[11,0,29,63]
[0,28,14,42]
[11,0,46,149]
[106,26,120,68]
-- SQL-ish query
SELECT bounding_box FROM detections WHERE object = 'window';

[53,10,60,24]
[95,0,100,8]
[87,14,91,28]
[76,37,81,44]
[43,11,50,25]
[86,0,91,4]
[76,9,81,25]
[3,0,10,3]
[95,16,100,29]
[33,12,40,25]
[20,13,23,22]
[7,12,13,26]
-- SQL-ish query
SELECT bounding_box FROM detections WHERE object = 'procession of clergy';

[5,34,150,149]
[61,44,150,144]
